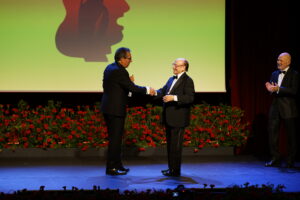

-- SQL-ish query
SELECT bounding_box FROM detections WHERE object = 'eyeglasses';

[172,63,184,68]
[125,57,132,60]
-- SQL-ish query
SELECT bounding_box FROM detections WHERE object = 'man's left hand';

[163,95,174,102]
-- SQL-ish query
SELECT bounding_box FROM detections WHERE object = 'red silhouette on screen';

[56,0,129,62]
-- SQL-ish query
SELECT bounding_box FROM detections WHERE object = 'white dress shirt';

[278,67,289,87]
[277,67,289,94]
[168,72,185,101]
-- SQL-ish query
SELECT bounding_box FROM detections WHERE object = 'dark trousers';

[268,116,297,163]
[103,114,125,169]
[166,126,185,172]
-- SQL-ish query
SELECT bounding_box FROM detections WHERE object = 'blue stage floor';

[0,155,300,193]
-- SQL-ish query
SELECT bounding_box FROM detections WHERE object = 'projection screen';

[0,0,225,92]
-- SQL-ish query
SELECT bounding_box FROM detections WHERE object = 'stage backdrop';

[0,0,225,92]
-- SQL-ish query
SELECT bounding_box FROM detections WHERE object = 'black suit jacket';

[269,68,299,118]
[100,62,147,117]
[156,72,195,127]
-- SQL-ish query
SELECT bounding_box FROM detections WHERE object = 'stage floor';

[0,155,299,193]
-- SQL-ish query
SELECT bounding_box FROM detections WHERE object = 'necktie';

[173,75,178,79]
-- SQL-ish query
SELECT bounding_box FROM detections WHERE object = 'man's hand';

[149,87,156,96]
[163,95,174,102]
[265,82,273,92]
[130,75,135,82]
[265,82,279,92]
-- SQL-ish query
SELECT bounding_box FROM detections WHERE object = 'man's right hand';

[149,87,156,96]
[130,75,135,82]
[265,82,279,92]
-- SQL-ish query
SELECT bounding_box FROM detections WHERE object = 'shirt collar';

[282,67,289,73]
[175,71,185,79]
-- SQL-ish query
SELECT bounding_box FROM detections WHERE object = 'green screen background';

[0,0,225,92]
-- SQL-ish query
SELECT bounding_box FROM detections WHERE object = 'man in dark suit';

[101,47,155,175]
[265,52,299,168]
[156,58,195,176]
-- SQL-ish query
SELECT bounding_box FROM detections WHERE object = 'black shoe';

[119,166,130,172]
[106,168,127,175]
[265,159,281,167]
[161,169,180,177]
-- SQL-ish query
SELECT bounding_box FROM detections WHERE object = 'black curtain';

[229,0,300,157]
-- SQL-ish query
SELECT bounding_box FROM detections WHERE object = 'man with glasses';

[101,47,155,175]
[155,58,195,176]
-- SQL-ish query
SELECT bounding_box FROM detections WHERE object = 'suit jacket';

[156,72,195,127]
[100,62,147,117]
[269,68,299,118]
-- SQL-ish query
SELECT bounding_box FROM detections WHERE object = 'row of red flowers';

[0,100,249,151]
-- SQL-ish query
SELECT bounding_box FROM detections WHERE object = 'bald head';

[277,52,291,70]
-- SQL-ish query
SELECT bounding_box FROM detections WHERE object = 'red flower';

[191,114,197,120]
[23,142,29,148]
[52,121,57,126]
[81,146,88,151]
[54,134,59,139]
[146,136,152,142]
[213,143,220,148]
[139,135,146,140]
[43,124,49,130]
[138,147,145,152]
[132,139,137,143]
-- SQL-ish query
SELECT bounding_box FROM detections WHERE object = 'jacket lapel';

[166,77,175,94]
[169,73,187,94]
[281,68,290,86]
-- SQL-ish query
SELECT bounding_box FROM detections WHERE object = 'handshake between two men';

[101,47,195,176]
[130,74,176,103]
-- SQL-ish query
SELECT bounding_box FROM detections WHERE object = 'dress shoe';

[119,166,130,172]
[106,168,127,175]
[161,169,180,177]
[265,159,281,167]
